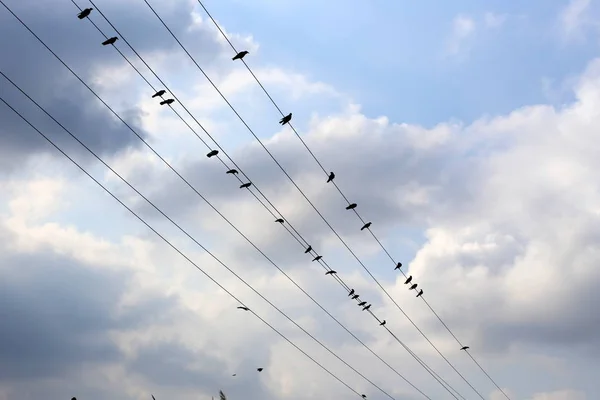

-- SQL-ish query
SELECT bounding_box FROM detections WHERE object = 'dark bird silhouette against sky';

[257,368,263,372]
[327,171,335,183]
[102,36,118,45]
[279,113,292,125]
[361,222,372,231]
[461,346,470,351]
[346,203,357,210]
[351,294,359,300]
[159,99,174,105]
[237,306,250,311]
[325,270,337,275]
[275,218,284,223]
[358,301,367,307]
[226,169,238,175]
[206,150,219,158]
[404,275,413,284]
[304,245,312,253]
[362,304,371,311]
[395,262,402,270]
[312,255,322,262]
[409,283,418,290]
[232,50,249,60]
[416,289,423,297]
[151,89,165,98]
[380,320,386,326]
[348,288,355,297]
[239,182,252,189]
[77,8,92,19]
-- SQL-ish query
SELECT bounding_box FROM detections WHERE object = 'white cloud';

[529,389,587,400]
[446,15,476,55]
[559,0,592,40]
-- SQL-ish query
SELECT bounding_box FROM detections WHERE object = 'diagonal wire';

[194,1,512,399]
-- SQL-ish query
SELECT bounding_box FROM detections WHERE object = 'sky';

[0,0,599,399]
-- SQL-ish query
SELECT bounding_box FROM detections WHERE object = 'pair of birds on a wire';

[346,288,372,311]
[403,274,423,297]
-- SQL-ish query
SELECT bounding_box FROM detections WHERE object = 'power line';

[194,1,512,398]
[0,92,369,400]
[71,1,469,397]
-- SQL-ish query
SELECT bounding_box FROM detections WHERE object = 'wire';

[70,1,467,397]
[194,1,511,398]
[0,92,369,400]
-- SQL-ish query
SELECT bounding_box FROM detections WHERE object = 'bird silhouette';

[460,346,470,351]
[327,172,335,183]
[348,288,355,297]
[416,289,423,298]
[360,222,372,231]
[394,262,402,270]
[351,294,359,300]
[312,255,322,262]
[102,37,118,45]
[362,395,367,399]
[304,245,312,253]
[232,50,249,60]
[206,150,219,158]
[358,301,367,307]
[345,203,357,210]
[275,218,284,223]
[226,169,238,175]
[240,182,252,189]
[409,283,418,290]
[72,398,77,400]
[151,89,165,98]
[279,113,292,125]
[232,373,237,376]
[237,306,249,311]
[159,99,174,105]
[379,320,386,326]
[404,275,413,284]
[325,270,337,275]
[257,368,263,372]
[362,304,371,311]
[77,8,92,19]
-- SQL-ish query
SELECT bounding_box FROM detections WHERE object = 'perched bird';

[404,275,413,285]
[279,113,292,125]
[206,150,219,158]
[326,171,335,183]
[312,255,322,262]
[240,182,252,189]
[102,36,118,46]
[232,50,249,60]
[409,283,418,290]
[360,222,372,231]
[275,218,284,223]
[345,203,358,210]
[325,270,337,275]
[358,301,367,307]
[362,304,371,311]
[348,288,355,297]
[416,289,423,298]
[151,89,166,98]
[394,262,402,270]
[160,99,174,105]
[226,169,238,175]
[237,306,249,311]
[257,368,263,372]
[351,294,359,300]
[304,245,312,254]
[77,8,92,19]
[362,395,367,399]
[379,320,386,326]
[232,374,237,376]
[460,346,470,351]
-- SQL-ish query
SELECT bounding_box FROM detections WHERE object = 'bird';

[360,222,372,231]
[237,306,249,311]
[312,255,322,262]
[160,99,174,105]
[232,50,249,60]
[394,262,402,270]
[151,89,165,98]
[358,301,367,307]
[362,395,367,399]
[345,203,357,210]
[404,275,413,284]
[77,8,92,19]
[348,288,355,297]
[279,113,292,125]
[226,169,238,175]
[102,37,118,46]
[72,398,77,400]
[362,304,371,311]
[326,171,335,183]
[409,283,418,290]
[379,320,386,326]
[240,182,252,189]
[206,150,219,158]
[257,368,263,372]
[304,245,312,253]
[232,374,237,376]
[416,289,423,298]
[325,270,337,275]
[351,294,359,300]
[460,346,470,351]
[275,218,284,223]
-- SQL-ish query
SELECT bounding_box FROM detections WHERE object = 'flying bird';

[275,218,284,223]
[326,171,335,183]
[379,320,386,326]
[237,306,249,311]
[102,36,118,45]
[206,150,219,158]
[362,304,371,311]
[257,368,263,372]
[404,275,413,284]
[304,245,312,253]
[312,255,322,262]
[358,301,367,307]
[240,182,252,189]
[409,283,418,290]
[394,262,402,270]
[77,8,92,19]
[325,270,337,275]
[460,346,470,351]
[279,113,292,125]
[345,203,357,210]
[416,289,423,298]
[151,89,165,98]
[348,288,355,297]
[226,169,238,175]
[360,222,372,231]
[232,50,249,60]
[159,99,174,105]
[351,294,359,300]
